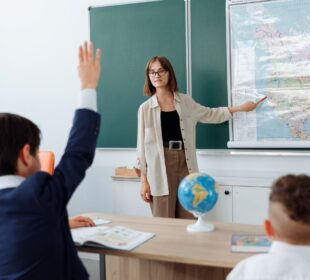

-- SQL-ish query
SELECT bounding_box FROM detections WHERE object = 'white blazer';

[137,92,232,196]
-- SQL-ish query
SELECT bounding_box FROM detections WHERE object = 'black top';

[161,110,183,142]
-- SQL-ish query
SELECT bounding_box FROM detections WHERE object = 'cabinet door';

[203,185,233,223]
[113,180,152,217]
[233,186,270,225]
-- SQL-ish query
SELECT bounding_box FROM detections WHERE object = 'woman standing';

[137,56,260,218]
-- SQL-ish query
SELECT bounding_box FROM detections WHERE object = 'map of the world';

[228,0,310,148]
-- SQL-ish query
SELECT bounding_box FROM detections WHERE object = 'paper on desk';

[94,219,111,226]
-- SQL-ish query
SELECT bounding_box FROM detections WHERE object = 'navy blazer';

[0,109,100,280]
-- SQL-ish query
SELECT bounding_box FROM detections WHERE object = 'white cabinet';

[232,186,270,225]
[205,185,270,225]
[111,182,270,225]
[204,185,233,223]
[112,180,152,217]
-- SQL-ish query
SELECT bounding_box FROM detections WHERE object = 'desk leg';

[99,254,106,280]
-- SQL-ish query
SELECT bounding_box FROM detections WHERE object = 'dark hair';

[0,113,41,176]
[143,56,178,96]
[270,174,310,224]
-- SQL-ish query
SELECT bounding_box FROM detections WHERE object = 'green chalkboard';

[192,0,229,149]
[90,0,186,148]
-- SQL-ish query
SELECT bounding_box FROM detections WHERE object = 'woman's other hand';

[140,174,152,203]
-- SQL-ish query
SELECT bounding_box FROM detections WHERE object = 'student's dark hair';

[143,56,178,96]
[270,174,310,224]
[0,113,41,176]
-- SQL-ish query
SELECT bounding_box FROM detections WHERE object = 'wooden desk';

[78,213,264,280]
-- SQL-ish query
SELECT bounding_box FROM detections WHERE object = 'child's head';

[0,113,41,176]
[265,174,310,245]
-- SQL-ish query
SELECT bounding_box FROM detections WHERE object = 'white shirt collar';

[270,240,310,262]
[150,92,181,109]
[0,175,26,190]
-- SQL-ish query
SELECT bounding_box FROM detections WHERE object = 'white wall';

[0,0,146,158]
[0,0,149,216]
[1,0,310,220]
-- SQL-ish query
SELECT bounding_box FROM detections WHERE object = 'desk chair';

[38,151,55,175]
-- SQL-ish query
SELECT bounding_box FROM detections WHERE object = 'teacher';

[137,56,260,218]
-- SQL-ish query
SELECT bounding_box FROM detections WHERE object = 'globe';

[178,172,219,232]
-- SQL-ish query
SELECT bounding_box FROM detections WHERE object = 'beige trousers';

[150,148,195,219]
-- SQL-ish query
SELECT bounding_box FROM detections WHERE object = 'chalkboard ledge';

[111,176,140,182]
[197,149,310,157]
[96,148,137,151]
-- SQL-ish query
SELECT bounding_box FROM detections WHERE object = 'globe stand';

[187,214,214,232]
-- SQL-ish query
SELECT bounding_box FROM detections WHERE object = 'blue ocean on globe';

[178,172,218,215]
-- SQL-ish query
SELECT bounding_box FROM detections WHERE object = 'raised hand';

[78,41,101,90]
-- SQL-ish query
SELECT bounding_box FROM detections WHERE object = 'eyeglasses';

[148,69,167,77]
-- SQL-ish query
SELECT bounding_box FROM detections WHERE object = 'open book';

[231,234,272,253]
[71,225,155,251]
